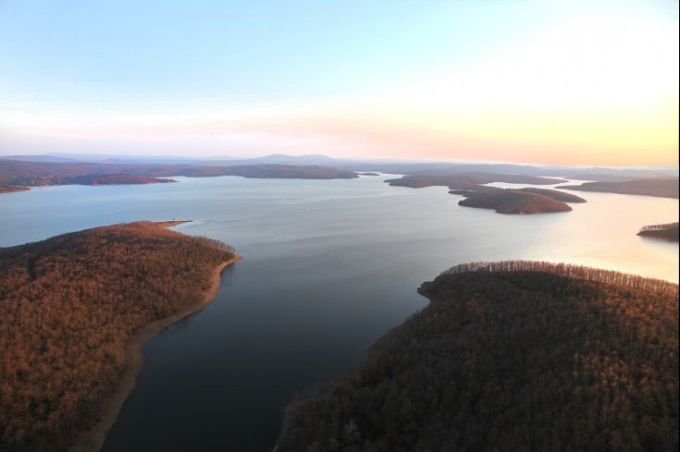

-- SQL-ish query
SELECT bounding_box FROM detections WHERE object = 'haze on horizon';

[0,0,678,166]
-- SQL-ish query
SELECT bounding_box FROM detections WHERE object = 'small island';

[0,221,239,452]
[638,222,679,242]
[451,187,582,214]
[385,173,584,215]
[514,187,586,203]
[559,178,679,199]
[66,174,176,185]
[385,172,566,189]
[277,262,678,452]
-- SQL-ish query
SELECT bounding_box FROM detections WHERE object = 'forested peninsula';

[450,187,585,214]
[384,173,587,214]
[277,262,679,452]
[638,222,679,242]
[0,160,358,193]
[0,222,238,451]
[559,178,679,199]
[385,172,565,189]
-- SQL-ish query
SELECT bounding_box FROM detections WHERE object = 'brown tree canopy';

[0,222,236,451]
[0,159,358,192]
[277,262,679,452]
[559,178,679,199]
[638,222,679,242]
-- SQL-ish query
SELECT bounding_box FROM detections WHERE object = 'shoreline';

[70,254,242,452]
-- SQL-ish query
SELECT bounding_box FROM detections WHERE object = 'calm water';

[0,175,677,451]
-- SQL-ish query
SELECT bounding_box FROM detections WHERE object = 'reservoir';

[0,174,677,451]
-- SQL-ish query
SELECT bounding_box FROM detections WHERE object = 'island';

[65,174,176,185]
[514,187,586,203]
[450,187,584,214]
[0,221,239,452]
[558,178,679,199]
[638,222,679,242]
[277,261,678,452]
[385,172,566,189]
[384,173,585,214]
[0,160,359,194]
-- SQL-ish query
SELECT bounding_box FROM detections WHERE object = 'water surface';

[0,175,677,451]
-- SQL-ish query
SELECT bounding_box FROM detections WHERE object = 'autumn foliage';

[277,262,679,452]
[0,222,235,451]
[638,222,679,242]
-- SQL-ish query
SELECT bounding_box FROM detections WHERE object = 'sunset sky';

[0,0,678,165]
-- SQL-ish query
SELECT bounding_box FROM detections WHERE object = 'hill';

[559,178,679,199]
[385,174,585,215]
[67,174,176,185]
[450,187,577,214]
[277,262,678,452]
[0,222,238,451]
[0,160,358,193]
[385,173,565,189]
[638,222,679,242]
[515,187,586,203]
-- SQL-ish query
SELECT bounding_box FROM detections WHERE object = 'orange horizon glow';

[1,1,678,167]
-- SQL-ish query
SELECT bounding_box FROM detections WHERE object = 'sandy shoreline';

[70,254,242,452]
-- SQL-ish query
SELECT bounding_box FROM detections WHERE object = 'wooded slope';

[0,159,358,192]
[559,178,679,199]
[0,222,236,451]
[638,222,679,242]
[278,262,678,452]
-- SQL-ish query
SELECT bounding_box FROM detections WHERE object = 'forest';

[385,172,565,189]
[277,261,678,452]
[0,159,358,193]
[559,178,679,199]
[384,173,588,214]
[638,222,679,242]
[0,222,236,451]
[450,187,577,214]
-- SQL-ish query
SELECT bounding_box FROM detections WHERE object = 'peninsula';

[385,173,585,214]
[0,222,239,452]
[0,184,30,194]
[0,160,359,193]
[385,172,566,189]
[450,187,584,214]
[559,178,679,199]
[638,222,679,242]
[277,262,678,452]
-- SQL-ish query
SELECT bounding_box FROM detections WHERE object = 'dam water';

[0,174,677,451]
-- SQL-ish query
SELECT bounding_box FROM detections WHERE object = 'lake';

[0,174,677,451]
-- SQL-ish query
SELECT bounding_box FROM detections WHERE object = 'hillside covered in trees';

[385,173,587,214]
[638,222,679,242]
[278,262,679,452]
[559,178,679,199]
[0,159,358,193]
[0,222,237,451]
[385,172,565,189]
[450,187,584,214]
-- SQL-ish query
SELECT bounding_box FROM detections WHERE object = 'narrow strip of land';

[70,255,241,452]
[0,221,239,452]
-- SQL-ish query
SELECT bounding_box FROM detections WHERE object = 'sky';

[0,0,678,165]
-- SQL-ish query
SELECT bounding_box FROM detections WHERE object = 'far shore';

[69,253,242,452]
